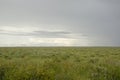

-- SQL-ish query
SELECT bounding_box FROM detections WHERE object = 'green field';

[0,47,120,80]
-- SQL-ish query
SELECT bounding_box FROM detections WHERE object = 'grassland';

[0,47,120,80]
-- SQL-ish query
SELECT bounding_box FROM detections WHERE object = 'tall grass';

[0,47,120,80]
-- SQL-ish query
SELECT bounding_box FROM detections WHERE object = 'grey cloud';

[29,30,72,38]
[0,30,73,38]
[34,31,70,35]
[0,30,3,31]
[0,0,120,46]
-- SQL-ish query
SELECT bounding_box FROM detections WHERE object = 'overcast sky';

[0,0,120,46]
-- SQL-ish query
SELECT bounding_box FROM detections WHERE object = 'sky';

[0,0,120,46]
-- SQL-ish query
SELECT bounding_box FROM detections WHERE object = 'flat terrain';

[0,47,120,80]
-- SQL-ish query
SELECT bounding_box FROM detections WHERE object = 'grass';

[0,47,120,80]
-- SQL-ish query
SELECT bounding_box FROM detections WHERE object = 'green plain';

[0,47,120,80]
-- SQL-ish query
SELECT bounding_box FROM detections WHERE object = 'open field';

[0,47,120,80]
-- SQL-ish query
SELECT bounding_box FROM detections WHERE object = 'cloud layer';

[0,0,120,46]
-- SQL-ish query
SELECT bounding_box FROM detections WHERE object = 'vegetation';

[0,47,120,80]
